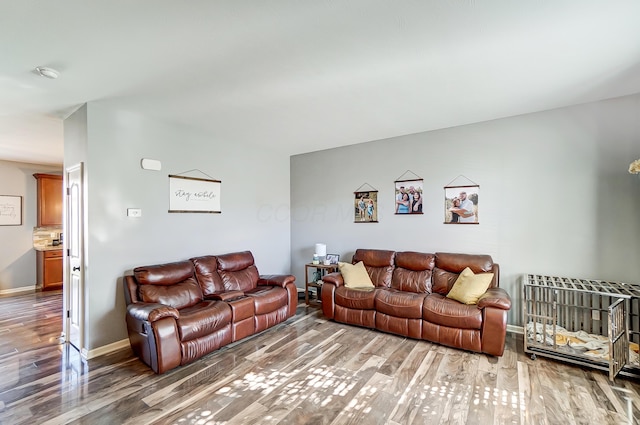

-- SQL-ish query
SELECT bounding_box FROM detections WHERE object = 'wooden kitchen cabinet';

[33,173,63,227]
[36,249,63,291]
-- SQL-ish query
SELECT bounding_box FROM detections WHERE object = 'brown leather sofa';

[321,249,511,356]
[123,251,297,373]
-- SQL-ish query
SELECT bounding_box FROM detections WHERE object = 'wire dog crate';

[523,274,640,380]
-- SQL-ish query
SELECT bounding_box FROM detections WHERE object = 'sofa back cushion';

[432,252,497,295]
[138,277,204,310]
[191,255,225,296]
[352,249,395,288]
[134,260,195,286]
[133,260,203,309]
[216,251,259,292]
[391,251,435,293]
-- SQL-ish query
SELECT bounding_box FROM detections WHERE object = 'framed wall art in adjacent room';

[0,195,22,226]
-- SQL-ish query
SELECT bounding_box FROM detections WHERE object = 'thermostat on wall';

[141,158,162,171]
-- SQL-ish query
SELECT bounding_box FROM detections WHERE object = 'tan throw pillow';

[446,267,494,305]
[338,261,375,289]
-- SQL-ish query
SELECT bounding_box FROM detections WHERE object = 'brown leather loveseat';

[124,251,297,373]
[321,249,511,356]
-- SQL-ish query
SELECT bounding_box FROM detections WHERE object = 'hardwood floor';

[1,291,639,424]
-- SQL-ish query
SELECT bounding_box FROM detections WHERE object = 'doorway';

[64,162,85,354]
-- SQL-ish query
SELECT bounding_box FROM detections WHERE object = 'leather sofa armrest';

[206,290,245,301]
[477,288,511,310]
[258,274,295,288]
[127,303,180,322]
[321,272,344,287]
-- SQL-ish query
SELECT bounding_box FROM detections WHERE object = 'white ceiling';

[1,1,640,165]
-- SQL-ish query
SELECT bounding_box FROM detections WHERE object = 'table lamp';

[315,243,326,264]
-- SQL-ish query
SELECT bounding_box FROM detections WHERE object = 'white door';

[65,163,84,352]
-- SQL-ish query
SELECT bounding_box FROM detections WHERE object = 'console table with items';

[304,263,338,306]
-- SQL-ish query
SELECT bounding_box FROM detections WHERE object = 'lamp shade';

[315,243,327,257]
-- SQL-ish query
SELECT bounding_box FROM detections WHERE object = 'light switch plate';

[127,208,142,217]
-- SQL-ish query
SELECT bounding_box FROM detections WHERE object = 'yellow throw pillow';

[446,267,494,305]
[338,261,375,289]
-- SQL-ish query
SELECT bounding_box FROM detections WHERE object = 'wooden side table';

[304,263,338,306]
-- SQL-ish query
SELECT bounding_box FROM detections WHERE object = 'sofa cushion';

[395,251,435,271]
[216,251,259,292]
[134,260,194,286]
[217,251,256,271]
[245,286,288,315]
[352,249,395,287]
[191,255,225,296]
[435,252,497,288]
[177,300,232,342]
[338,261,374,289]
[446,267,494,305]
[423,293,482,330]
[435,252,494,274]
[431,268,459,295]
[139,277,203,310]
[335,286,377,310]
[375,289,425,319]
[391,251,435,293]
[391,268,432,293]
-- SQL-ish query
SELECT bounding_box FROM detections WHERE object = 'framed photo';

[326,254,340,264]
[444,185,479,224]
[169,175,221,213]
[354,191,378,223]
[0,195,22,226]
[395,179,423,214]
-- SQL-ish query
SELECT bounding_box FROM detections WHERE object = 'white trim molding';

[0,285,36,296]
[84,339,130,360]
[507,324,524,335]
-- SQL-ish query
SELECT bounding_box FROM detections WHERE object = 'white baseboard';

[507,324,524,335]
[85,338,130,360]
[0,285,36,296]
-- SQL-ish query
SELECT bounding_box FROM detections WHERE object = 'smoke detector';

[35,66,60,79]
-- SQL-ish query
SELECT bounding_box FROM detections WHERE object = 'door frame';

[63,162,87,357]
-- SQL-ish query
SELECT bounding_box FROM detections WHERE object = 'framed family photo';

[326,254,340,264]
[354,191,378,223]
[444,185,479,224]
[394,179,423,214]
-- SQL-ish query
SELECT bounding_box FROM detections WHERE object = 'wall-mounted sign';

[168,175,221,213]
[0,195,22,226]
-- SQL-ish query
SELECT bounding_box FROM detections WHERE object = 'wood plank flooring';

[1,290,640,424]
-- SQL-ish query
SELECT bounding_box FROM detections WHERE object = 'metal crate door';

[608,297,628,380]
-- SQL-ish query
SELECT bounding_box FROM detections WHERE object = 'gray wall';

[291,93,640,326]
[65,102,291,350]
[0,160,62,292]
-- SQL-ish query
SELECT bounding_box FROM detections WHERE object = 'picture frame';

[394,179,423,214]
[0,195,22,226]
[326,254,340,264]
[444,185,479,224]
[169,175,221,213]
[354,191,378,223]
